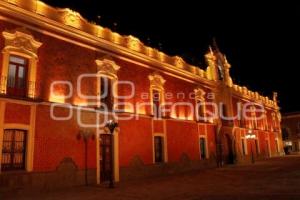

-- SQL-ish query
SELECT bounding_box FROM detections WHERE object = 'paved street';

[2,155,300,200]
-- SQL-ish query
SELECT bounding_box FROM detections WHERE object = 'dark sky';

[43,0,300,113]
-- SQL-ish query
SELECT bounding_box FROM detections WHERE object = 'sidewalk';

[2,156,300,200]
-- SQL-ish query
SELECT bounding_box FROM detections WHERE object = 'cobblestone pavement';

[2,155,300,200]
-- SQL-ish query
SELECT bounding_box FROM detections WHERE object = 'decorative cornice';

[0,0,278,109]
[58,8,85,29]
[0,0,216,88]
[2,27,42,56]
[95,56,120,79]
[148,72,166,89]
[194,88,206,101]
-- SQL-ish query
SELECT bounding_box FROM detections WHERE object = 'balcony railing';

[0,76,37,100]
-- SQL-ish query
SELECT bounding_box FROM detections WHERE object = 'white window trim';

[241,137,248,156]
[275,138,280,153]
[96,127,120,184]
[194,88,206,123]
[152,133,168,163]
[240,130,248,155]
[0,102,36,173]
[199,135,209,159]
[148,73,165,117]
[1,29,42,98]
[95,57,120,110]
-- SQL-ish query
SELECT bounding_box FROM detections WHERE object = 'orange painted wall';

[166,120,199,162]
[153,120,164,133]
[257,131,267,155]
[206,124,216,157]
[4,102,31,124]
[34,104,96,171]
[198,124,206,136]
[269,133,276,155]
[118,116,153,166]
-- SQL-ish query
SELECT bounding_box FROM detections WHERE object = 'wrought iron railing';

[0,75,38,100]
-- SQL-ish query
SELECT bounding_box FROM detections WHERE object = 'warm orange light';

[187,112,194,120]
[123,104,134,113]
[73,98,87,106]
[61,8,82,28]
[170,108,177,119]
[137,105,146,115]
[49,94,65,103]
[178,108,186,120]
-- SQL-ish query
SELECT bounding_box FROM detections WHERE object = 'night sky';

[43,0,300,113]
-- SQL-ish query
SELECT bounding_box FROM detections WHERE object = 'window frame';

[194,88,206,123]
[98,76,116,111]
[199,137,208,159]
[1,29,42,98]
[241,138,246,156]
[152,89,162,118]
[154,135,164,163]
[152,133,167,164]
[1,129,27,171]
[148,73,165,118]
[95,57,120,111]
[240,134,248,156]
[6,55,29,97]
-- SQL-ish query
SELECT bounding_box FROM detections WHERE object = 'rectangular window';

[7,55,28,97]
[154,136,164,163]
[152,90,161,118]
[100,77,113,110]
[241,139,246,156]
[1,129,27,171]
[199,138,206,159]
[197,100,205,122]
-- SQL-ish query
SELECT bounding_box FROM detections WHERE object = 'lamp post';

[78,130,94,186]
[105,119,118,188]
[245,129,256,164]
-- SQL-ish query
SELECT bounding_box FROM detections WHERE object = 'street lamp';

[245,129,256,164]
[77,129,94,186]
[105,119,118,188]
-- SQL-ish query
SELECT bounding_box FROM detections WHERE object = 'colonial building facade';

[0,0,283,189]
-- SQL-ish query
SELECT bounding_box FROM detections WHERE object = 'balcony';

[0,76,38,100]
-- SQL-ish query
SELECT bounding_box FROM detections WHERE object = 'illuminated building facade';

[0,0,284,188]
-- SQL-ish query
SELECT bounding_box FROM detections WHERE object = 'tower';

[205,41,233,87]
